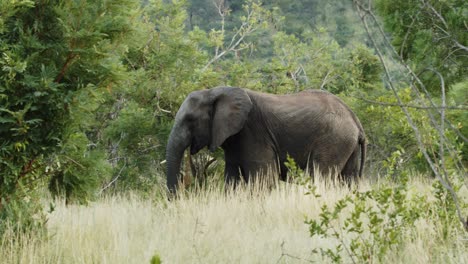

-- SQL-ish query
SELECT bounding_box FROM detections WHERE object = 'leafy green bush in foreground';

[307,175,465,263]
[284,155,466,263]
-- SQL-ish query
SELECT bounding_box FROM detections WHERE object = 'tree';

[354,0,467,230]
[0,0,139,232]
[375,0,467,95]
[98,0,209,192]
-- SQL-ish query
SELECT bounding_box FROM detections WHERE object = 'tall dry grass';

[1,176,467,263]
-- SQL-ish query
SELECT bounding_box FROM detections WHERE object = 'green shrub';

[305,174,465,263]
[0,0,139,233]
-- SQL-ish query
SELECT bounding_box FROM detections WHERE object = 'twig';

[319,70,333,90]
[55,53,77,83]
[400,14,419,58]
[276,241,313,264]
[99,161,126,194]
[63,155,85,169]
[1,158,39,212]
[202,1,260,71]
[335,224,358,264]
[420,0,468,52]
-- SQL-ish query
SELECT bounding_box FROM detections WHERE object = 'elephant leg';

[340,147,360,186]
[241,160,278,188]
[224,162,242,189]
[223,140,243,189]
[279,164,289,182]
[309,150,347,182]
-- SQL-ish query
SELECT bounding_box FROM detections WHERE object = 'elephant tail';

[358,134,366,177]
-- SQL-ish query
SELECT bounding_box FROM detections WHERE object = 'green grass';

[1,176,467,263]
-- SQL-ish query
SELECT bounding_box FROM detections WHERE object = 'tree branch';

[353,0,467,231]
[99,161,126,194]
[202,1,260,71]
[55,53,77,83]
[420,0,468,52]
[355,96,468,110]
[353,0,468,145]
[275,241,313,264]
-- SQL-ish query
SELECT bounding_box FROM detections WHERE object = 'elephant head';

[165,87,252,194]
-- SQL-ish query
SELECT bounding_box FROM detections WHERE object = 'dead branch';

[353,0,468,164]
[420,0,468,52]
[354,0,467,145]
[353,0,467,231]
[356,94,468,144]
[202,1,260,71]
[275,241,313,264]
[355,96,468,110]
[99,161,127,194]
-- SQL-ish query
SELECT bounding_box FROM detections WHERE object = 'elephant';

[166,86,366,194]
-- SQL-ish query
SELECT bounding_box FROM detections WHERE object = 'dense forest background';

[0,0,466,232]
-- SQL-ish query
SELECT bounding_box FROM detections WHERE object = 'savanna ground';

[1,175,467,264]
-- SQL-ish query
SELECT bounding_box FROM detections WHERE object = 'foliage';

[100,0,209,192]
[284,154,319,196]
[0,0,139,232]
[353,88,438,175]
[306,173,466,263]
[48,133,111,204]
[320,3,468,262]
[345,44,382,92]
[188,0,366,47]
[284,156,465,262]
[447,80,468,160]
[375,0,467,95]
[150,254,162,264]
[363,0,466,220]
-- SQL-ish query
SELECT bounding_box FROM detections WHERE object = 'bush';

[0,0,139,234]
[305,173,466,263]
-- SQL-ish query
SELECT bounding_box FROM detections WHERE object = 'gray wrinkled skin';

[166,86,366,194]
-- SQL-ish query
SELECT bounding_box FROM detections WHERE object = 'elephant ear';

[209,87,252,152]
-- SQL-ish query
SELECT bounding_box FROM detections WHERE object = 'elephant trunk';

[166,123,191,194]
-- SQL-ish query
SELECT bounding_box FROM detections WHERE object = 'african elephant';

[166,86,366,194]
